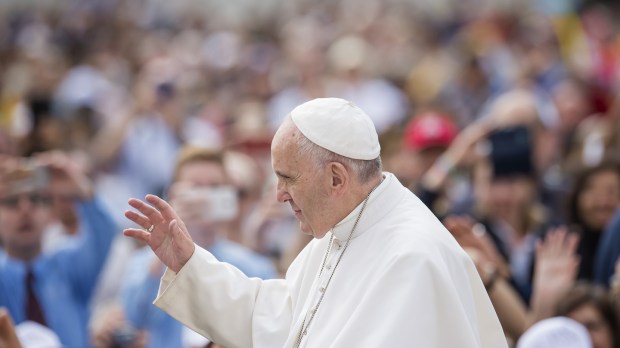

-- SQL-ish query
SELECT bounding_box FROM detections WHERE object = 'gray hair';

[296,131,382,183]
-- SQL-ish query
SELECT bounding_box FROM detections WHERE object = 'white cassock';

[154,173,508,347]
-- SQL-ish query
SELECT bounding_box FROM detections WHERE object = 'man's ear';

[329,162,349,195]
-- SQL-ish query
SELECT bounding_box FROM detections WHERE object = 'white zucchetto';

[516,317,592,348]
[290,98,381,160]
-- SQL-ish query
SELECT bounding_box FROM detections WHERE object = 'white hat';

[290,98,380,160]
[16,321,62,348]
[517,317,592,348]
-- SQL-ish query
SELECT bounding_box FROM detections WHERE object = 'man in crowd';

[124,98,507,347]
[0,152,117,347]
[121,146,277,348]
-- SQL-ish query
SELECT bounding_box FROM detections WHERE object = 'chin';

[300,223,329,239]
[299,221,312,235]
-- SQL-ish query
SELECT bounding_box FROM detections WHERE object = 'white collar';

[329,172,407,242]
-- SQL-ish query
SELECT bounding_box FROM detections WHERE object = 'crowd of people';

[0,0,620,347]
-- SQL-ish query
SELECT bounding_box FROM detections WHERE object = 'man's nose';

[16,195,35,211]
[276,183,290,203]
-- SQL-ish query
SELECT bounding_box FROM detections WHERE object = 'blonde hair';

[172,146,224,183]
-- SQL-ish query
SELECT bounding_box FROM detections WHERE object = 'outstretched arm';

[123,194,293,347]
[444,216,527,340]
[35,151,117,298]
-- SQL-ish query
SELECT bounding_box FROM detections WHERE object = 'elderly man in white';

[124,98,507,348]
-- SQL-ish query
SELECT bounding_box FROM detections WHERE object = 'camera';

[177,186,239,222]
[487,126,534,179]
[5,162,50,195]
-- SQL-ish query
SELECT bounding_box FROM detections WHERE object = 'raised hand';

[534,227,580,290]
[0,307,21,348]
[35,150,94,200]
[444,215,510,278]
[124,195,195,273]
[529,226,580,322]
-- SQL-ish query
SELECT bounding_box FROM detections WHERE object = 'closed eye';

[276,171,291,180]
[276,171,300,185]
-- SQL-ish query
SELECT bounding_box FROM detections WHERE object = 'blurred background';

[1,0,620,347]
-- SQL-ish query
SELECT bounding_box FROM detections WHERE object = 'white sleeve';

[153,246,292,348]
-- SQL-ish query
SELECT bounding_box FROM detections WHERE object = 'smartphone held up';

[4,160,50,195]
[175,186,239,223]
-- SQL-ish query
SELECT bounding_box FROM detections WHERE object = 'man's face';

[176,161,227,188]
[0,190,52,254]
[415,147,446,175]
[271,123,332,238]
[169,160,229,244]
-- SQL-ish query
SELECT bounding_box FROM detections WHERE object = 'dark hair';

[567,162,620,229]
[555,282,620,348]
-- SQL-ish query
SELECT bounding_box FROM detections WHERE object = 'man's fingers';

[146,194,179,221]
[125,210,153,230]
[123,228,151,244]
[128,198,164,224]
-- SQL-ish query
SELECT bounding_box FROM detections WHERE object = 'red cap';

[404,112,458,150]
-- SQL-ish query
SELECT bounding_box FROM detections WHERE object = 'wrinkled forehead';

[271,118,303,167]
[272,117,298,153]
[272,115,294,142]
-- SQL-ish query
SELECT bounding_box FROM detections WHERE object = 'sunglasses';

[0,193,52,208]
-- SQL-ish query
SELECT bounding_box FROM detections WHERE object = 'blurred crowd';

[0,0,620,347]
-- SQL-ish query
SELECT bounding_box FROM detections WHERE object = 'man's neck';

[6,244,41,263]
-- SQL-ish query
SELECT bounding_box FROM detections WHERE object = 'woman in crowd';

[567,162,620,281]
[555,283,619,348]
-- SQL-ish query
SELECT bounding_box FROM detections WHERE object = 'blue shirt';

[0,198,117,347]
[122,238,278,348]
[595,208,620,286]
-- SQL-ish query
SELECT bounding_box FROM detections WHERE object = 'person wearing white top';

[124,98,507,348]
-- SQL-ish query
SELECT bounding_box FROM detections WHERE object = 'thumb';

[169,218,195,270]
[170,219,182,237]
[170,219,192,246]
